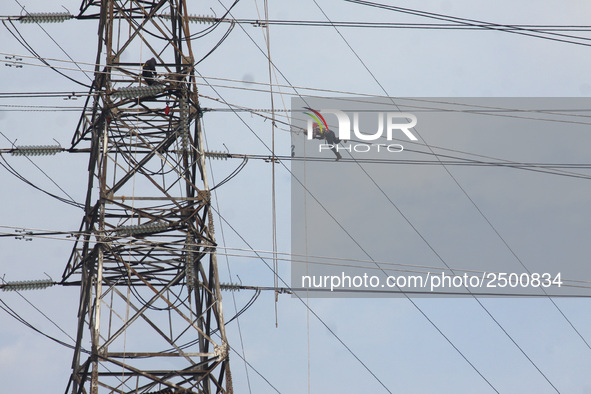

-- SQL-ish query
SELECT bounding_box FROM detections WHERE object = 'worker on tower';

[142,57,157,86]
[307,122,342,161]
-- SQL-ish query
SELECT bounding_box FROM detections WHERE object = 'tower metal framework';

[61,1,231,392]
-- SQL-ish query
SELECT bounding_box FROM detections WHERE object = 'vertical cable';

[303,133,311,394]
[259,0,280,326]
[202,119,253,393]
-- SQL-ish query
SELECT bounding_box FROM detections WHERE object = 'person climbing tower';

[142,57,157,86]
[309,122,342,160]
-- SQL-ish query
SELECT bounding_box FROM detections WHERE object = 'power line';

[299,3,591,360]
[0,154,83,209]
[0,298,82,352]
[202,118,254,393]
[3,2,588,390]
[2,19,90,88]
[198,64,504,392]
[210,204,394,393]
[199,66,396,390]
[0,132,82,209]
[0,277,75,343]
[307,1,563,391]
[227,18,591,33]
[3,227,590,291]
[344,0,591,48]
[207,150,591,181]
[6,8,591,35]
[227,342,281,393]
[12,0,93,82]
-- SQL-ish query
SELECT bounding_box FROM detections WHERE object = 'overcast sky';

[2,0,591,393]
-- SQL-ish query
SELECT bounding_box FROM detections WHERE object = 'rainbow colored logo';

[303,107,329,135]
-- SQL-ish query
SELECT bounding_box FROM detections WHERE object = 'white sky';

[1,0,591,393]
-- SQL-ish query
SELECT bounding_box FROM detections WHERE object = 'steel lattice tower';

[61,1,231,392]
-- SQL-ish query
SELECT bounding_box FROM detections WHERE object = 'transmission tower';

[61,1,231,393]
